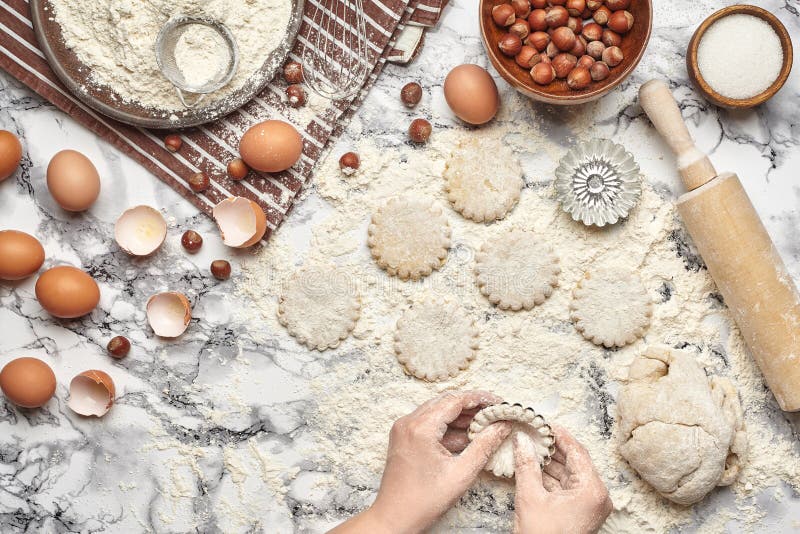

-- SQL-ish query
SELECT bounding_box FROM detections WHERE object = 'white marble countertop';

[1,0,799,532]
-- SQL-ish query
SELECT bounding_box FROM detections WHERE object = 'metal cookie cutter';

[554,139,642,227]
[155,15,240,108]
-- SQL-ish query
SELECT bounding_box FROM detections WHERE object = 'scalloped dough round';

[368,197,451,280]
[394,297,478,381]
[468,402,556,478]
[444,137,523,222]
[570,268,652,348]
[277,263,361,351]
[475,230,560,310]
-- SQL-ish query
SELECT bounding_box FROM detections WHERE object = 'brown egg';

[46,150,101,211]
[239,120,303,173]
[0,357,57,408]
[0,230,45,280]
[35,265,100,318]
[443,64,500,125]
[0,130,22,182]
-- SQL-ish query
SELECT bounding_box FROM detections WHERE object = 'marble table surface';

[1,0,799,532]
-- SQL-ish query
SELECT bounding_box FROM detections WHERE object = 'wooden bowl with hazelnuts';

[480,0,652,105]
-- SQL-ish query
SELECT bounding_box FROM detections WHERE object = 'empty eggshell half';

[212,197,267,248]
[68,370,115,417]
[115,205,167,256]
[146,291,192,337]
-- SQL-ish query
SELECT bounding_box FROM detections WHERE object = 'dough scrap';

[277,263,361,351]
[617,346,747,505]
[368,197,451,280]
[394,297,478,381]
[570,268,652,348]
[475,230,560,310]
[467,402,556,478]
[443,137,523,222]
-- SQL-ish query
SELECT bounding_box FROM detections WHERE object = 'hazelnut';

[604,0,630,10]
[565,0,585,16]
[551,26,576,51]
[188,172,209,193]
[586,40,606,59]
[509,18,530,40]
[607,10,633,33]
[570,35,587,56]
[566,16,583,34]
[527,31,550,51]
[581,22,603,41]
[552,53,577,78]
[545,6,569,28]
[164,134,182,152]
[546,41,559,58]
[549,0,566,5]
[107,336,130,359]
[286,84,306,107]
[581,7,592,18]
[227,158,249,180]
[531,63,556,85]
[210,260,231,281]
[590,60,610,81]
[586,0,604,9]
[593,5,611,25]
[339,151,360,174]
[511,0,532,18]
[567,66,592,90]
[492,4,516,26]
[498,33,523,56]
[531,0,547,7]
[602,45,624,66]
[528,9,548,31]
[283,61,304,84]
[401,82,423,107]
[181,230,203,253]
[602,29,622,47]
[516,45,540,68]
[577,54,595,69]
[408,119,432,143]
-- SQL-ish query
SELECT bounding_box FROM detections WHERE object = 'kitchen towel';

[0,0,429,239]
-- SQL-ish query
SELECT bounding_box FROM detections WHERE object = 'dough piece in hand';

[475,229,560,310]
[570,268,652,348]
[468,402,556,478]
[444,137,523,222]
[394,297,478,381]
[277,263,361,351]
[368,197,451,280]
[617,346,747,505]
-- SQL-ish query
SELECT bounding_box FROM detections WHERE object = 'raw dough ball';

[368,197,451,280]
[394,296,478,381]
[277,263,361,350]
[467,402,556,478]
[570,267,652,348]
[475,229,560,310]
[444,137,523,222]
[617,346,747,505]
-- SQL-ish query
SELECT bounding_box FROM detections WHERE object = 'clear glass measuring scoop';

[155,15,240,109]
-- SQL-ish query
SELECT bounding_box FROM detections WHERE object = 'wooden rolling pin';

[639,80,800,412]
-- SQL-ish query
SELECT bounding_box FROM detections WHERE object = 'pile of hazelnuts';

[491,0,635,89]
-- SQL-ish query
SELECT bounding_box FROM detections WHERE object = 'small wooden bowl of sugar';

[687,5,792,109]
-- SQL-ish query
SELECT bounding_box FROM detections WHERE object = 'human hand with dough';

[513,426,613,534]
[331,390,512,534]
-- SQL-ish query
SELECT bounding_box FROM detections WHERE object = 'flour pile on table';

[237,105,799,530]
[49,0,292,111]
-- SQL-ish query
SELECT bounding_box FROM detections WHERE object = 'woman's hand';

[332,390,511,534]
[512,426,613,534]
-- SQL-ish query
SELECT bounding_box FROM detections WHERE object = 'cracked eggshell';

[146,291,192,337]
[212,197,267,248]
[114,205,167,256]
[68,370,115,417]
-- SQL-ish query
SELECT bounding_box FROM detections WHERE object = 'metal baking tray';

[30,0,304,129]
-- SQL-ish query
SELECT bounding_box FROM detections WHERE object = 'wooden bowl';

[686,5,792,109]
[479,0,652,105]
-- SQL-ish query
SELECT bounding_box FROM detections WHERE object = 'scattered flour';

[48,0,292,112]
